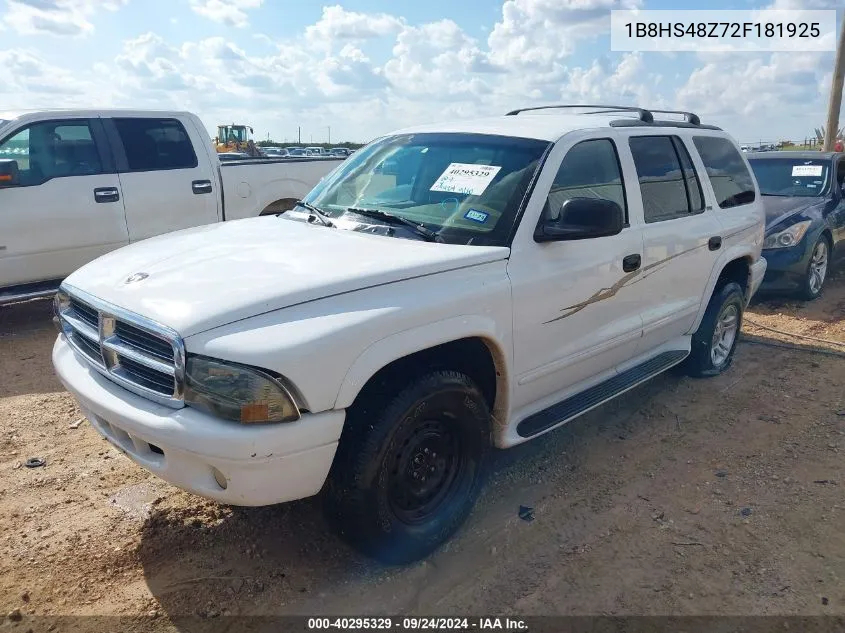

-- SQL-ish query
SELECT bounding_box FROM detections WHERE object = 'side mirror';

[0,159,20,187]
[534,197,624,242]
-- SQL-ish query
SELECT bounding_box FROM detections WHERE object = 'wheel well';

[260,198,298,215]
[820,229,834,250]
[716,257,751,298]
[349,337,507,428]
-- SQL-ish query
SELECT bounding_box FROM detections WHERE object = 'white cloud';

[487,0,641,68]
[189,0,261,28]
[383,20,495,100]
[565,52,664,106]
[0,48,108,105]
[676,51,832,119]
[305,5,404,50]
[2,0,128,36]
[115,32,203,91]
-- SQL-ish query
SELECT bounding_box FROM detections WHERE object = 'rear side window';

[113,118,198,172]
[692,136,756,208]
[547,138,627,222]
[629,135,703,223]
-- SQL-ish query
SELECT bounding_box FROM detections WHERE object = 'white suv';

[52,105,766,563]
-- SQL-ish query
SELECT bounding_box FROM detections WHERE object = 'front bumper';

[53,336,345,506]
[758,244,811,292]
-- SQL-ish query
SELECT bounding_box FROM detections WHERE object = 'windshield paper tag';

[430,163,502,196]
[464,209,489,223]
[792,165,823,177]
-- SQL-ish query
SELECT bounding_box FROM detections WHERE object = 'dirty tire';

[684,281,744,378]
[324,370,491,564]
[798,236,830,301]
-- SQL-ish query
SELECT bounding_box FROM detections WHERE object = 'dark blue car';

[747,151,845,299]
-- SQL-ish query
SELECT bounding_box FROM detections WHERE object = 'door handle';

[708,236,722,251]
[192,180,213,195]
[93,187,120,203]
[622,254,641,272]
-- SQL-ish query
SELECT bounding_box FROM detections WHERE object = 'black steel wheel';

[324,370,490,564]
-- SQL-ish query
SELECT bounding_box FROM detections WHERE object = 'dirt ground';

[1,270,844,630]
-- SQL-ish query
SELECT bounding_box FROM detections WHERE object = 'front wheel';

[799,237,829,301]
[684,281,745,378]
[324,370,491,564]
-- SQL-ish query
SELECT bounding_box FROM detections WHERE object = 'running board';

[0,280,61,306]
[516,350,689,438]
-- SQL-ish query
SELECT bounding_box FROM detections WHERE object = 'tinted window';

[546,139,627,222]
[0,119,103,187]
[304,133,550,247]
[113,118,198,171]
[838,159,845,193]
[748,158,830,198]
[629,136,696,223]
[693,136,756,208]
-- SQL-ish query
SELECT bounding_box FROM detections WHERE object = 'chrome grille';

[56,285,185,408]
[114,321,175,362]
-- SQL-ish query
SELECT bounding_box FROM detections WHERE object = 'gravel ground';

[1,270,844,631]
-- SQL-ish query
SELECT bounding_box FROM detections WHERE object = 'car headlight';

[53,289,70,333]
[184,355,301,424]
[763,220,812,249]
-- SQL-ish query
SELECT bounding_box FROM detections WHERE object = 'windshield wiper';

[295,200,335,227]
[346,207,439,242]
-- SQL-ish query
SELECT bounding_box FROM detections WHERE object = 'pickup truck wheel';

[683,281,744,378]
[324,370,490,564]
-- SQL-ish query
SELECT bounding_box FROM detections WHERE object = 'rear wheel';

[684,281,744,378]
[324,370,490,564]
[799,237,829,301]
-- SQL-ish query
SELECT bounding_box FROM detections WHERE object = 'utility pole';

[328,126,331,144]
[823,15,845,151]
[298,126,301,144]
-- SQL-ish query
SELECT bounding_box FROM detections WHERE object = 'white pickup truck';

[0,109,344,304]
[53,105,766,564]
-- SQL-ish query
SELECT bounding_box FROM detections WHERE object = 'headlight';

[763,220,811,249]
[184,355,300,424]
[53,289,69,333]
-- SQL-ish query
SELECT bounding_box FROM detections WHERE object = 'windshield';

[748,158,830,197]
[302,132,550,246]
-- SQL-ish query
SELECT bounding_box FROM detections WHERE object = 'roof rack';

[505,104,705,127]
[505,104,655,123]
[648,109,700,125]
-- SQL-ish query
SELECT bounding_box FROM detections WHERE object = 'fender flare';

[333,315,510,421]
[690,246,754,333]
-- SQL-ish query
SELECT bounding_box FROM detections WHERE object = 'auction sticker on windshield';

[792,165,823,177]
[430,163,502,196]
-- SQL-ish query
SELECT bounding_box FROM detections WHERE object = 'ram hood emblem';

[124,272,149,284]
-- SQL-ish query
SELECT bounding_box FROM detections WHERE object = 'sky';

[0,0,842,145]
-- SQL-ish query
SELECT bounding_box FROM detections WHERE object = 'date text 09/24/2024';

[307,617,528,630]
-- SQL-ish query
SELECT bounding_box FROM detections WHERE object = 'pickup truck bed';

[0,109,344,304]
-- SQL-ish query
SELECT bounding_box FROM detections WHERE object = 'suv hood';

[761,196,824,229]
[64,217,509,337]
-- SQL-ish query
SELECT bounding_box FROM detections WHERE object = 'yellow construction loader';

[214,124,265,157]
